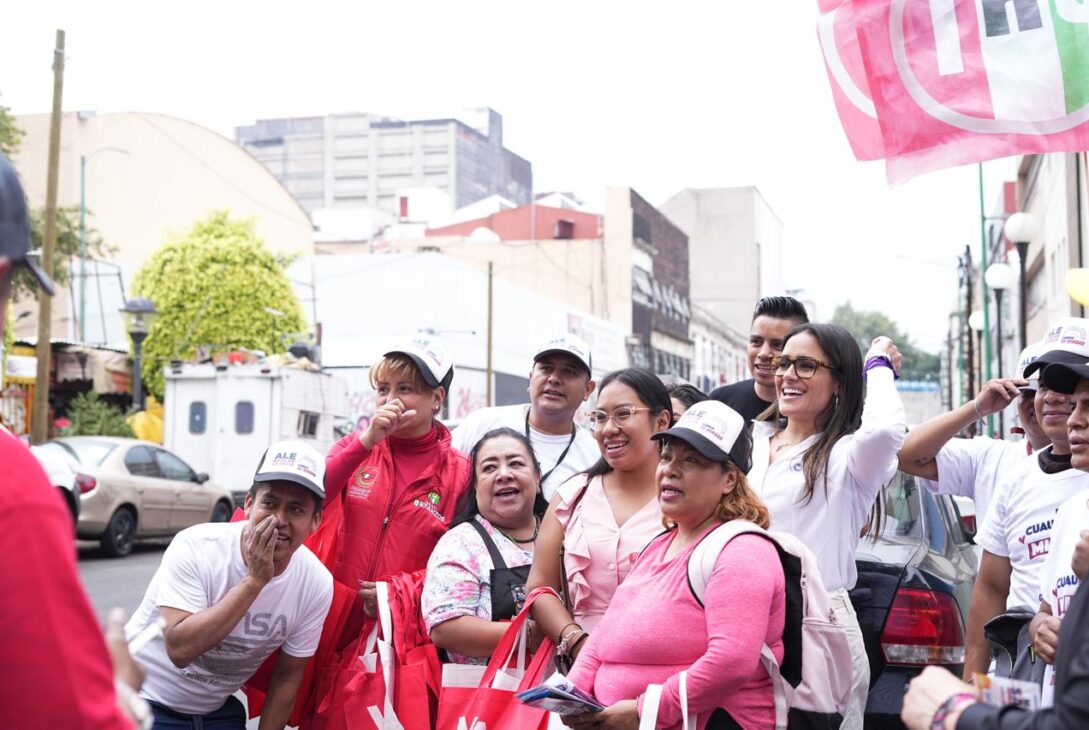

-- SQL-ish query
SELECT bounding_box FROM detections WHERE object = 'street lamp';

[119,298,158,412]
[80,147,129,342]
[968,311,985,433]
[985,262,1015,435]
[1004,212,1040,353]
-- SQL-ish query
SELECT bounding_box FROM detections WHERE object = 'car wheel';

[210,500,232,523]
[100,508,136,558]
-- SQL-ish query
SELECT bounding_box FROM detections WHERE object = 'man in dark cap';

[0,154,142,728]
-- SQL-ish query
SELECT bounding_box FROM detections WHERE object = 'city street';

[76,540,168,623]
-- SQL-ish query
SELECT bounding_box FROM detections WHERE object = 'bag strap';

[559,476,592,615]
[686,520,767,606]
[759,645,789,730]
[466,518,509,571]
[639,671,696,730]
[479,587,560,689]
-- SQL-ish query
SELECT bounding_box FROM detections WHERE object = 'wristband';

[863,355,899,380]
[931,692,976,730]
[972,398,984,421]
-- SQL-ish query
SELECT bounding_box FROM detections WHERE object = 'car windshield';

[49,439,117,466]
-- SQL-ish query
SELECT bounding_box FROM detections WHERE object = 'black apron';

[467,519,531,620]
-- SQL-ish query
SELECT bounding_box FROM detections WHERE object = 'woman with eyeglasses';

[527,368,673,671]
[749,323,905,728]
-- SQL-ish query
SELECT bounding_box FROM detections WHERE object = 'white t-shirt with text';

[917,436,1030,523]
[451,404,600,501]
[976,450,1089,612]
[1038,490,1089,706]
[125,521,333,715]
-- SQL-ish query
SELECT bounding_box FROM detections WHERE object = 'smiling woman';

[422,428,549,663]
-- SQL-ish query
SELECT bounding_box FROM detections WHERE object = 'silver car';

[44,437,234,557]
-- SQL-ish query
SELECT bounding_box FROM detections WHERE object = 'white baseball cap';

[1024,318,1089,378]
[253,440,326,499]
[534,333,593,375]
[651,400,752,473]
[1015,341,1045,393]
[386,334,454,389]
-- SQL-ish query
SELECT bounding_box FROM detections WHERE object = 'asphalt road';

[76,539,170,623]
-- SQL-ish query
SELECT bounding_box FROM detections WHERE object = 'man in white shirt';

[452,334,600,500]
[963,320,1089,679]
[899,341,1048,523]
[126,440,334,730]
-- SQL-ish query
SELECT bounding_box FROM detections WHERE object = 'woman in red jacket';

[292,336,470,728]
[324,334,471,616]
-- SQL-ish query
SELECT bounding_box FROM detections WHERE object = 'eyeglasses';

[586,406,654,431]
[773,355,838,380]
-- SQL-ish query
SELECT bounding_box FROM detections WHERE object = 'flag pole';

[978,163,993,436]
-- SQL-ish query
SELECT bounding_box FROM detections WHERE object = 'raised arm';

[847,339,907,500]
[899,379,1022,481]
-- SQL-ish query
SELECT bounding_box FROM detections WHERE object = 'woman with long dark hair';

[750,323,904,728]
[527,367,673,671]
[422,428,548,663]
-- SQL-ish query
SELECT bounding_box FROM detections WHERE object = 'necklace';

[496,516,540,544]
[774,441,797,453]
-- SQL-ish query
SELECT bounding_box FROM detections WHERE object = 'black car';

[854,472,978,728]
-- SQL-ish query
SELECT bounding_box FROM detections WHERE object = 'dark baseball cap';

[0,155,54,295]
[1040,360,1089,395]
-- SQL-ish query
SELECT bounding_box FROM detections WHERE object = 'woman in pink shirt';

[563,401,786,730]
[528,368,673,669]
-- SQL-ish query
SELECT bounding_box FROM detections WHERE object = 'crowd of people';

[5,148,1089,730]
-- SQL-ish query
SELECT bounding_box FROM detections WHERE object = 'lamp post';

[985,262,1015,435]
[80,147,129,342]
[1003,212,1040,353]
[119,298,158,412]
[968,311,985,435]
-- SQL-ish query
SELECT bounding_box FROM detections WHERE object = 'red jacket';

[322,422,470,587]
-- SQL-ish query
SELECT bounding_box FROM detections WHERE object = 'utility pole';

[486,261,494,407]
[32,29,65,444]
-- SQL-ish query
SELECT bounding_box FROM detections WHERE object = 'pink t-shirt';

[554,474,663,633]
[567,528,786,730]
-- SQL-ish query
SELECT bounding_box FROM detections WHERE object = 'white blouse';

[747,368,905,592]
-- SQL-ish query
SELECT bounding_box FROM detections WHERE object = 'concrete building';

[289,252,628,428]
[235,107,532,216]
[689,305,748,394]
[659,187,786,335]
[12,111,314,345]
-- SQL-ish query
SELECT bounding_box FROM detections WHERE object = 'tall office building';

[235,107,532,216]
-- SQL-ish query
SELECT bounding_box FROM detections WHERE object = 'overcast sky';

[1,1,1016,352]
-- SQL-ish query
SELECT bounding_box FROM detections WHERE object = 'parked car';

[31,443,80,523]
[855,472,978,728]
[45,436,234,558]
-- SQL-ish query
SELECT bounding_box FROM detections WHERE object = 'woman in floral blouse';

[422,428,548,663]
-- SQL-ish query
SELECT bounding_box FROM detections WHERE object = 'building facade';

[235,107,532,216]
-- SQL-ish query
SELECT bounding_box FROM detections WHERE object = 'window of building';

[189,402,206,434]
[236,401,255,435]
[553,219,575,240]
[297,411,320,437]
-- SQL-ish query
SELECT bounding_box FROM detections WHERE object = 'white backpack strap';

[639,684,662,730]
[687,520,768,605]
[760,644,789,730]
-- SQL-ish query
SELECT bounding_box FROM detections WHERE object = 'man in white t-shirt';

[899,341,1048,523]
[1025,358,1089,705]
[126,440,334,729]
[452,333,600,500]
[963,321,1089,679]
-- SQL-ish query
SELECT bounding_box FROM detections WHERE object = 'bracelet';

[930,692,976,730]
[863,355,899,380]
[556,622,580,644]
[557,629,586,657]
[972,397,984,421]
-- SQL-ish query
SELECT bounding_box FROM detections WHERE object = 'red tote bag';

[435,588,557,730]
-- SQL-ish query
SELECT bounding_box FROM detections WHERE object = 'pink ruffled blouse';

[554,474,663,633]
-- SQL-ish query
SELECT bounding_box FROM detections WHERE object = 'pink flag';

[817,0,885,160]
[826,0,1089,182]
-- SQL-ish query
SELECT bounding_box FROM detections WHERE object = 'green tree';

[0,97,23,157]
[132,211,306,398]
[830,301,940,382]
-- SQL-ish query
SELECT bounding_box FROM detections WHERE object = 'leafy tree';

[0,97,22,157]
[132,211,306,398]
[66,392,135,437]
[830,301,940,382]
[11,206,111,300]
